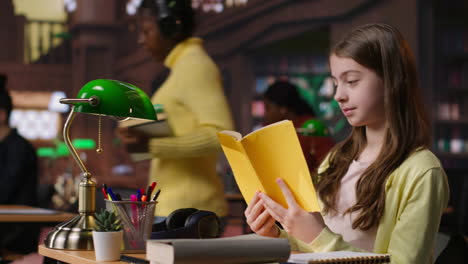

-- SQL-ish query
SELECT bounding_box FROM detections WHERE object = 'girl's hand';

[116,127,149,152]
[260,178,325,243]
[116,127,140,144]
[244,191,279,238]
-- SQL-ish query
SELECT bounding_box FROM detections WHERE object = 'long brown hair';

[317,23,431,230]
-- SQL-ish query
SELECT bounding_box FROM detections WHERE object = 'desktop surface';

[38,244,147,264]
[0,205,75,223]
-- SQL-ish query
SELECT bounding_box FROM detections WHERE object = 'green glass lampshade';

[74,79,157,120]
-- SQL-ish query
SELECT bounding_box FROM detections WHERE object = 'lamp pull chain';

[96,115,103,154]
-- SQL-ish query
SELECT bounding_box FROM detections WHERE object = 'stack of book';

[145,234,290,264]
[143,234,390,264]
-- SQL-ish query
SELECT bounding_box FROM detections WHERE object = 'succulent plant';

[94,209,122,232]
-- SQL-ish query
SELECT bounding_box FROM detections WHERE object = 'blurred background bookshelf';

[249,27,350,142]
[432,0,468,236]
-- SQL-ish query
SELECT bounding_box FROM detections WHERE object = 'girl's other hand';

[260,178,325,243]
[244,191,279,238]
[116,127,139,144]
[116,127,149,152]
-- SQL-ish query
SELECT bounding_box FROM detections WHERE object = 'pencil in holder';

[105,200,156,252]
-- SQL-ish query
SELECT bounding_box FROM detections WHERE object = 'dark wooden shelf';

[435,152,468,159]
[433,2,468,236]
[442,87,468,94]
[443,167,468,173]
[435,119,468,125]
[442,53,468,63]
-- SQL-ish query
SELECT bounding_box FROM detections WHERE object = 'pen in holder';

[105,200,156,253]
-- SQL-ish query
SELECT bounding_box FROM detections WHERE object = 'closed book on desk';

[288,251,390,264]
[217,120,320,212]
[146,234,290,264]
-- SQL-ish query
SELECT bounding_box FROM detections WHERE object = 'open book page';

[219,120,289,140]
[242,119,291,138]
[128,153,152,162]
[119,118,172,137]
[119,117,154,128]
[241,120,319,212]
[289,251,390,263]
[217,132,264,202]
[118,111,167,127]
[130,120,172,137]
[219,130,242,140]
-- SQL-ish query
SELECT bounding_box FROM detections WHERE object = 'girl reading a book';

[245,23,449,264]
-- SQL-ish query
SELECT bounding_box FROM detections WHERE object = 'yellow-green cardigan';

[281,149,449,264]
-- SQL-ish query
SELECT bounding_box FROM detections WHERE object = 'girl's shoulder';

[399,148,442,171]
[389,148,445,185]
[318,148,444,178]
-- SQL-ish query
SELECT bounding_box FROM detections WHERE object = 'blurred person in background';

[0,73,39,256]
[118,0,234,225]
[263,80,334,173]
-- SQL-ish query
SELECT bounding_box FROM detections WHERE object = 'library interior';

[0,0,466,263]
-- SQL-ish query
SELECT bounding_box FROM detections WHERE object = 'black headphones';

[154,0,184,38]
[151,208,221,239]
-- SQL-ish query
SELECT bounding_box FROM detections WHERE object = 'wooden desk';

[39,245,147,264]
[0,205,75,223]
[0,206,76,262]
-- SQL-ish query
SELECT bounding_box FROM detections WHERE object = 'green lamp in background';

[297,119,329,137]
[44,79,157,250]
[73,138,96,150]
[37,147,56,158]
[55,141,70,157]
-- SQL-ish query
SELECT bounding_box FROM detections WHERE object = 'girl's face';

[330,54,386,128]
[137,15,170,62]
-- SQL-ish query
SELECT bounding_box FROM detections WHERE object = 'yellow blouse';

[148,37,234,217]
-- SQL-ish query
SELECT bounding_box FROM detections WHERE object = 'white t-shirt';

[323,160,377,252]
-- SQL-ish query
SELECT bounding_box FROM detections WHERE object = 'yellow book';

[217,120,320,212]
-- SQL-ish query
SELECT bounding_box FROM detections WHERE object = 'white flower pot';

[92,230,123,261]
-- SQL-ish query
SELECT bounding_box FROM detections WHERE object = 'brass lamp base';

[44,213,96,250]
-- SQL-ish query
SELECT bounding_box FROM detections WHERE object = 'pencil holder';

[105,200,156,252]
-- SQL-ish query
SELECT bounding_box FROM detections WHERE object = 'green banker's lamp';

[44,79,157,250]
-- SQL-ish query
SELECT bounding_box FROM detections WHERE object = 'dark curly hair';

[263,80,315,116]
[139,0,195,41]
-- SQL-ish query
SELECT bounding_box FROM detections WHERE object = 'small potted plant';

[92,209,123,261]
